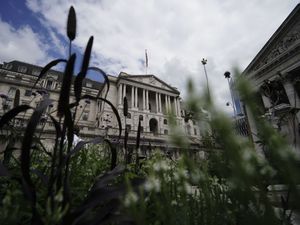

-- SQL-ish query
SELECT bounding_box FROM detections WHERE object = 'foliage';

[0,5,299,225]
[0,6,141,225]
[122,75,300,225]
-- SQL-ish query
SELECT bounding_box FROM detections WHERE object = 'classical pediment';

[244,5,300,74]
[119,73,179,93]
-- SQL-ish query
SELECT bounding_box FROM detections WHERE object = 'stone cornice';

[244,4,300,75]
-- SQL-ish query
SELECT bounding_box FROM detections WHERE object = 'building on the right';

[242,4,300,153]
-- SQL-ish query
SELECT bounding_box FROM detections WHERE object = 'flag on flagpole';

[145,49,148,68]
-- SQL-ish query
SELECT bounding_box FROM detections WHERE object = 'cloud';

[0,17,49,64]
[22,0,300,114]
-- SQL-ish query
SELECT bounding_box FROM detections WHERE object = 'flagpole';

[145,49,148,75]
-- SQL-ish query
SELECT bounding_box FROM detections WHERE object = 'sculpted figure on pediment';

[253,20,300,71]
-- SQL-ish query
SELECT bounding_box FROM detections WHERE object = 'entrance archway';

[149,118,158,134]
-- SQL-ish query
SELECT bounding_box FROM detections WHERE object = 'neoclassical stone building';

[0,60,201,150]
[243,4,300,153]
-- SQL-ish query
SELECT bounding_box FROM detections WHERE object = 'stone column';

[168,96,171,111]
[143,89,146,110]
[159,93,162,113]
[146,90,149,110]
[165,95,168,112]
[135,87,138,108]
[155,93,158,113]
[123,84,126,103]
[131,86,134,108]
[118,84,123,105]
[174,97,178,116]
[177,98,181,117]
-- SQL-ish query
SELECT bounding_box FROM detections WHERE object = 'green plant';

[122,75,300,225]
[0,6,142,225]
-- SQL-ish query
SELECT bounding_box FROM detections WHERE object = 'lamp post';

[224,71,236,117]
[201,58,210,97]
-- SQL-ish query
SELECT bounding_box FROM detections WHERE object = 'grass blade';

[81,94,122,140]
[13,89,20,108]
[123,96,128,117]
[0,105,32,129]
[33,59,67,89]
[88,67,110,99]
[57,54,76,117]
[74,36,94,103]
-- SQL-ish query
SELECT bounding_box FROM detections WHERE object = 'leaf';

[33,59,67,89]
[67,6,76,41]
[136,118,141,150]
[21,98,51,198]
[57,54,76,117]
[0,105,32,129]
[74,36,94,103]
[135,118,141,170]
[13,89,20,108]
[31,169,48,186]
[124,128,129,164]
[21,98,51,224]
[65,108,74,150]
[67,137,103,160]
[88,67,110,99]
[81,95,122,140]
[123,96,128,117]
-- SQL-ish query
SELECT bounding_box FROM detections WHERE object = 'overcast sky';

[0,0,299,114]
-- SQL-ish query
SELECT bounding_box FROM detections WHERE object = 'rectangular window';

[25,90,32,96]
[82,113,89,121]
[18,66,27,73]
[46,80,53,89]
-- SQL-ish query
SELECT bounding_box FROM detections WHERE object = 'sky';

[0,0,299,114]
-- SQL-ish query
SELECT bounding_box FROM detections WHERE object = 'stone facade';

[0,60,201,149]
[243,4,300,154]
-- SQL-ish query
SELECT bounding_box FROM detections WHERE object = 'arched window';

[164,119,168,125]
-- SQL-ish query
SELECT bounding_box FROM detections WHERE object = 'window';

[86,82,92,88]
[194,128,197,135]
[164,119,168,125]
[32,69,40,76]
[126,124,131,131]
[25,90,32,97]
[18,66,27,73]
[8,87,16,97]
[164,129,168,135]
[46,80,53,89]
[82,113,89,121]
[127,112,131,119]
[3,63,12,70]
[139,115,143,121]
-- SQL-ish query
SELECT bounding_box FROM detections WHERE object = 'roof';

[243,4,300,75]
[117,71,180,94]
[0,60,104,90]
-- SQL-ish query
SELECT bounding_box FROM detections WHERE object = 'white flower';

[184,182,194,195]
[124,191,138,207]
[171,200,177,206]
[144,177,161,192]
[153,160,170,172]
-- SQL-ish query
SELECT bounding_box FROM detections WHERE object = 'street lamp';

[201,58,210,97]
[224,71,236,117]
